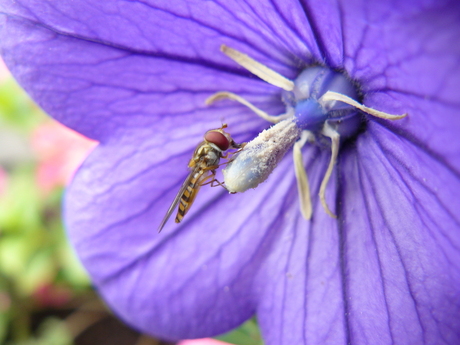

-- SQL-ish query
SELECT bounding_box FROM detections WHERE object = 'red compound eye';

[204,130,230,151]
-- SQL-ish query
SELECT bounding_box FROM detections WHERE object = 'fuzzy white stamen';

[319,123,340,218]
[223,119,301,193]
[221,45,295,92]
[320,91,407,120]
[206,91,292,124]
[293,131,314,220]
[212,45,408,221]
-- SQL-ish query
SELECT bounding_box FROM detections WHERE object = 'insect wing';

[157,168,197,232]
[175,170,211,223]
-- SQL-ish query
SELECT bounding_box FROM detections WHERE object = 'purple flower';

[1,0,460,344]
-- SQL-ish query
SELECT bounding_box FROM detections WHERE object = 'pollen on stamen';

[213,44,407,220]
[223,119,301,193]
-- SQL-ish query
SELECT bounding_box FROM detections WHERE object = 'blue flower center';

[212,45,406,220]
[282,66,363,140]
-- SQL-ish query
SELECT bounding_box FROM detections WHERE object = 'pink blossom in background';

[0,57,10,83]
[32,120,97,193]
[178,339,232,345]
[0,167,7,196]
[32,283,72,308]
[0,57,94,193]
[2,1,460,344]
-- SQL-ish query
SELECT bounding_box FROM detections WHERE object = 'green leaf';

[0,310,9,344]
[9,317,73,345]
[215,318,264,345]
[0,78,46,130]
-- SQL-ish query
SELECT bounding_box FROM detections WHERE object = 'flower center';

[206,45,407,220]
[287,67,363,140]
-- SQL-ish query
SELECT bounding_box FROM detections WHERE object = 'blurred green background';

[0,61,173,345]
[0,61,102,345]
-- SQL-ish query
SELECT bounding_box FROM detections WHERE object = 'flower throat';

[207,45,407,220]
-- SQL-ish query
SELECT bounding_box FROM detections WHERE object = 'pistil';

[207,45,407,219]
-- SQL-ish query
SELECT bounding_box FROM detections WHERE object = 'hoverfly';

[158,124,244,232]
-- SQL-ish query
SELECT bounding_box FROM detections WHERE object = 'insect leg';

[199,175,215,186]
[209,179,226,188]
[221,142,247,162]
[200,179,224,188]
[199,170,227,189]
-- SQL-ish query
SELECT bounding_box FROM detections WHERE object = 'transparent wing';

[176,171,212,221]
[157,168,197,232]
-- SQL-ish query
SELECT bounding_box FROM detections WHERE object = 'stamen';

[319,123,340,218]
[213,47,408,221]
[206,91,291,124]
[221,45,295,92]
[293,131,314,220]
[320,91,407,120]
[223,119,301,193]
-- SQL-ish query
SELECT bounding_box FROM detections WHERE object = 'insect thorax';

[189,142,221,168]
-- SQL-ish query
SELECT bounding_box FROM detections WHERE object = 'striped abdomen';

[175,169,208,223]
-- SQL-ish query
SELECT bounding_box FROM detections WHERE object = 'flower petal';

[337,123,460,344]
[0,0,320,67]
[2,1,459,344]
[0,0,331,140]
[66,125,303,339]
[339,0,460,169]
[254,148,349,344]
[0,12,279,140]
[254,123,460,344]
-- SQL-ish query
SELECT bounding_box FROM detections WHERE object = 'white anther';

[293,131,314,220]
[223,119,301,193]
[221,45,295,92]
[319,123,340,218]
[319,91,407,120]
[206,91,292,124]
[213,46,409,222]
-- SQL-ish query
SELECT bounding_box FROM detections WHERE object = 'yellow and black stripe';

[175,169,205,223]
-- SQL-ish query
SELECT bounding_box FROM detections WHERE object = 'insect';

[158,124,244,232]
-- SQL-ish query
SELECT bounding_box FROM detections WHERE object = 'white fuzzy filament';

[210,45,408,220]
[221,45,295,92]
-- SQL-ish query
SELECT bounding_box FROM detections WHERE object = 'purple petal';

[0,0,323,140]
[1,0,460,344]
[337,123,460,343]
[67,126,303,339]
[0,12,277,140]
[255,122,460,344]
[340,0,460,169]
[255,150,349,344]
